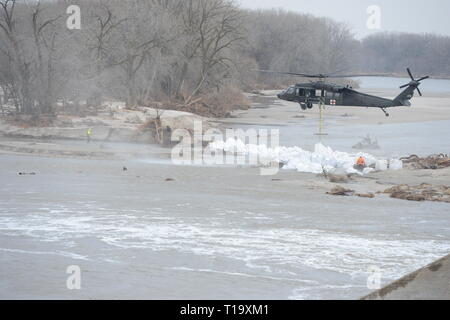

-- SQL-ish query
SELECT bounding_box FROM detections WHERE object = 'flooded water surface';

[0,154,449,299]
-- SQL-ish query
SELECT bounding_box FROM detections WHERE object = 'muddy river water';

[1,78,450,299]
[0,152,449,299]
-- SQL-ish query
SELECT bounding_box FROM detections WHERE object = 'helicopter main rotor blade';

[417,76,430,82]
[256,70,392,79]
[256,70,321,78]
[416,88,423,96]
[325,73,392,78]
[407,68,414,81]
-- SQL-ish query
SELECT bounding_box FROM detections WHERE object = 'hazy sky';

[238,0,450,39]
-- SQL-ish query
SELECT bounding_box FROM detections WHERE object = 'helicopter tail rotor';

[399,68,429,96]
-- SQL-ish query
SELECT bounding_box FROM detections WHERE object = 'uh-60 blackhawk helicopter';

[259,68,429,117]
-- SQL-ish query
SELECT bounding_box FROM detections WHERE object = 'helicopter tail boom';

[394,68,429,106]
[394,85,415,106]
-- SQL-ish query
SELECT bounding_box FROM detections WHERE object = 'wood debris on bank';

[382,184,450,203]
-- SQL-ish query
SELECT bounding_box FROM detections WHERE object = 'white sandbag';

[375,160,388,171]
[210,139,379,175]
[389,159,403,170]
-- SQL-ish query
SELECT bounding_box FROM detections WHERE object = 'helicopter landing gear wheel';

[307,102,313,109]
[300,103,307,110]
[381,107,390,117]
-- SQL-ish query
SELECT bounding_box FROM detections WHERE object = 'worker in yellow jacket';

[86,128,92,143]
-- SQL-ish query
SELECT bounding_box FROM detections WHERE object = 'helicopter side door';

[296,88,306,98]
[295,88,311,102]
[297,88,316,100]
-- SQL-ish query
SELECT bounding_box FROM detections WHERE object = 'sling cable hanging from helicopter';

[316,77,328,137]
[316,89,328,137]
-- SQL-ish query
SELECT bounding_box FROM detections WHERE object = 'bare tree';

[1,0,448,123]
[87,0,168,108]
[0,0,33,114]
[31,2,62,114]
[177,0,244,105]
[0,0,64,115]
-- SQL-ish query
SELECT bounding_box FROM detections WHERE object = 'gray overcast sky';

[238,0,450,39]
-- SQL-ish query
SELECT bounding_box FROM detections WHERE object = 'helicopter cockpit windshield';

[278,86,297,100]
[280,86,295,95]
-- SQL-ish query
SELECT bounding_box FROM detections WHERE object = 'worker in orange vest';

[355,156,366,171]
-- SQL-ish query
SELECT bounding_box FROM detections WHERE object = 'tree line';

[1,0,449,117]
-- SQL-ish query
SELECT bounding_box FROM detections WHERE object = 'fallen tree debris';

[148,88,250,118]
[327,186,355,196]
[400,154,450,170]
[327,186,376,199]
[383,184,450,203]
[326,173,350,183]
[356,193,375,199]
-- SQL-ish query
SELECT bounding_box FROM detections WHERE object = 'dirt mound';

[400,154,450,170]
[383,184,450,203]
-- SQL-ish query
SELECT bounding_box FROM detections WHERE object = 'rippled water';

[1,155,449,299]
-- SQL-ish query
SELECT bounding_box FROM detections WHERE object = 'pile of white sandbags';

[210,139,403,175]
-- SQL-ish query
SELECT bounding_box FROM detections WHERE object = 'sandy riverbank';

[0,102,212,144]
